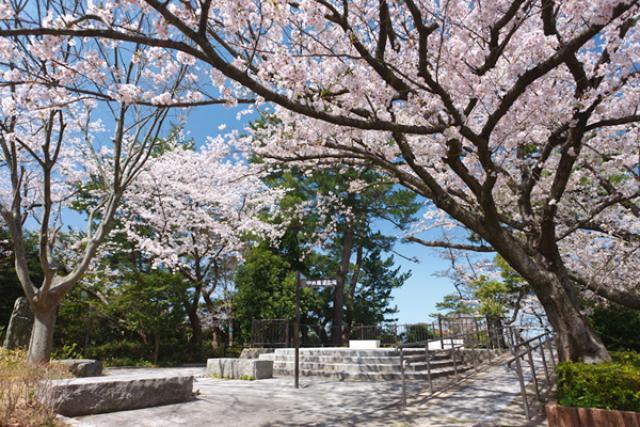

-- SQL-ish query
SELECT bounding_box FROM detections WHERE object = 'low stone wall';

[48,375,193,417]
[206,358,273,379]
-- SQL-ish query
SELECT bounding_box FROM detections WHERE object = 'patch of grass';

[0,348,71,426]
[103,357,157,368]
[210,373,255,380]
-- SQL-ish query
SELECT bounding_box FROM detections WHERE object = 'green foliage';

[435,293,475,315]
[56,270,201,365]
[104,358,156,368]
[589,303,640,352]
[403,323,434,343]
[435,255,528,318]
[51,343,83,360]
[612,351,640,369]
[258,162,417,337]
[233,245,321,341]
[351,248,408,325]
[557,353,640,412]
[0,228,42,329]
[239,375,256,381]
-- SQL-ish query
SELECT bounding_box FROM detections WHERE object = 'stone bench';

[48,375,193,417]
[206,358,273,379]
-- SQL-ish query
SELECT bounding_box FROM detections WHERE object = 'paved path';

[64,360,545,427]
[401,361,546,426]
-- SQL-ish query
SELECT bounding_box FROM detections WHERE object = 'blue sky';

[183,104,459,324]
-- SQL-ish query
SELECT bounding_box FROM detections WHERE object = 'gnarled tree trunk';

[532,277,609,362]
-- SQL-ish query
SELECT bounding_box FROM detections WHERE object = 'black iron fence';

[250,316,511,349]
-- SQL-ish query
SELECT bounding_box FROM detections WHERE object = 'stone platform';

[268,347,495,381]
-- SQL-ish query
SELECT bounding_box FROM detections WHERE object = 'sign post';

[294,272,301,388]
[293,276,337,389]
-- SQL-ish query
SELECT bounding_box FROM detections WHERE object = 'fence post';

[547,340,557,371]
[526,346,541,402]
[294,272,301,389]
[514,350,531,419]
[474,319,481,347]
[425,344,433,394]
[400,346,406,407]
[539,338,550,385]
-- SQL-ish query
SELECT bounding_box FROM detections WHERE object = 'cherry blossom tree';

[2,0,640,362]
[121,134,285,349]
[0,1,204,363]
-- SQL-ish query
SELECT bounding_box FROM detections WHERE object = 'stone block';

[53,359,103,377]
[206,358,273,379]
[48,375,193,417]
[349,340,381,349]
[239,348,275,359]
[3,297,33,349]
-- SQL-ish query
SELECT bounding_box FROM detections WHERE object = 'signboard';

[302,279,337,288]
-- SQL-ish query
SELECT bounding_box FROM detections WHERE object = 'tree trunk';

[536,279,609,363]
[27,304,57,364]
[344,243,363,342]
[487,232,610,363]
[486,316,506,349]
[152,333,160,364]
[187,309,202,349]
[332,225,354,346]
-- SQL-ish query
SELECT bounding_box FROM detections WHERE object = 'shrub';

[51,343,83,360]
[612,351,640,369]
[0,348,71,426]
[557,354,640,412]
[589,303,640,352]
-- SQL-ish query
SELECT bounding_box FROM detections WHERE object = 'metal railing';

[505,328,556,420]
[397,319,512,406]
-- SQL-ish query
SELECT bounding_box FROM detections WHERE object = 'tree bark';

[187,308,203,349]
[487,230,610,362]
[344,242,363,341]
[332,225,354,346]
[486,315,506,349]
[152,333,160,364]
[534,277,610,362]
[27,303,57,364]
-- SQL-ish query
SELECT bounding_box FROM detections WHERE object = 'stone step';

[272,359,457,374]
[271,353,452,364]
[273,365,473,381]
[272,348,437,358]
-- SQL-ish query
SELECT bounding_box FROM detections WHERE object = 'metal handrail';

[505,328,556,420]
[396,323,511,406]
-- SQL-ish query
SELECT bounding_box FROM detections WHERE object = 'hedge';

[557,351,640,412]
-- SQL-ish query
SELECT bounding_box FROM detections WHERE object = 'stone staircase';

[265,347,477,381]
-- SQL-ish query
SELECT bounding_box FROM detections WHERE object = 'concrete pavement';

[62,360,545,427]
